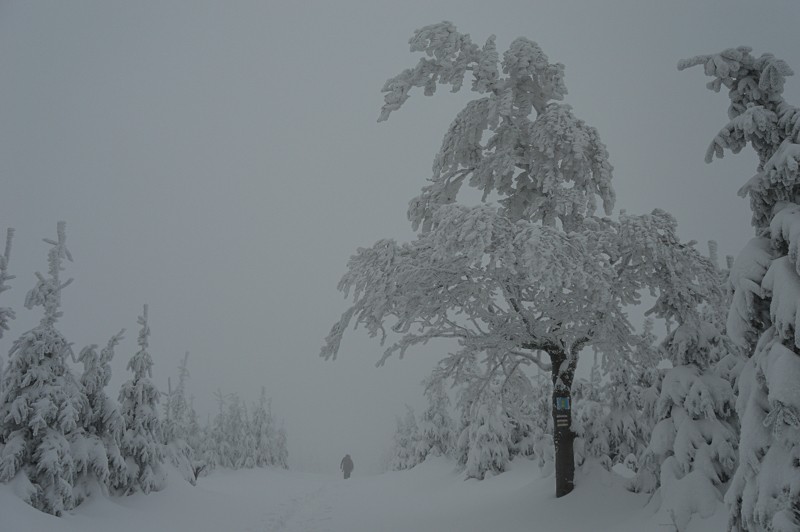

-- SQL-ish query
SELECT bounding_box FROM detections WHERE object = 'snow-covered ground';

[0,457,726,531]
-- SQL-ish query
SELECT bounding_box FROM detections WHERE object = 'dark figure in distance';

[340,454,354,479]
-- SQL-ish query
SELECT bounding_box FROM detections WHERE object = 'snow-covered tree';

[251,388,273,467]
[75,331,127,497]
[0,222,88,515]
[273,422,288,470]
[572,370,611,470]
[0,228,15,342]
[324,21,719,496]
[574,322,661,476]
[500,366,539,459]
[240,401,256,469]
[605,322,662,474]
[529,367,555,471]
[251,387,284,468]
[163,352,191,444]
[221,393,251,469]
[681,47,800,532]
[162,352,196,483]
[390,406,421,471]
[464,383,510,480]
[621,235,738,530]
[208,389,228,469]
[184,398,209,478]
[417,375,456,459]
[0,228,15,397]
[118,304,165,494]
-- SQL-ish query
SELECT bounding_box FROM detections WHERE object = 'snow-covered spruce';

[417,375,456,460]
[500,367,542,460]
[224,394,253,469]
[162,352,198,484]
[0,228,15,342]
[464,383,511,480]
[682,47,800,531]
[323,21,720,496]
[199,388,287,472]
[251,387,277,468]
[626,242,740,531]
[75,332,128,498]
[574,323,661,475]
[0,222,88,515]
[390,405,422,471]
[0,228,15,398]
[118,305,165,495]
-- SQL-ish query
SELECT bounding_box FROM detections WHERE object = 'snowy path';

[1,457,727,532]
[264,485,336,532]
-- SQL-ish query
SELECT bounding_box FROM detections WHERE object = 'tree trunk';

[549,348,576,498]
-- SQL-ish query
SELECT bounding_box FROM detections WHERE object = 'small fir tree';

[464,384,510,480]
[500,367,539,459]
[0,228,15,397]
[163,352,196,483]
[274,422,289,470]
[390,406,421,471]
[75,331,127,497]
[118,304,165,494]
[417,375,456,459]
[252,388,276,468]
[0,228,15,341]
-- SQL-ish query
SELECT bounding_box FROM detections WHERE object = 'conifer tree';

[418,375,456,459]
[390,406,421,471]
[75,331,127,496]
[240,402,256,469]
[500,367,539,459]
[681,47,800,532]
[274,422,289,469]
[118,304,165,494]
[163,352,196,483]
[0,222,87,515]
[0,228,15,397]
[223,393,248,468]
[209,389,228,469]
[252,388,276,467]
[465,384,510,480]
[0,228,15,342]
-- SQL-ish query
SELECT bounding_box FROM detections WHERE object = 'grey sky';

[1,1,798,474]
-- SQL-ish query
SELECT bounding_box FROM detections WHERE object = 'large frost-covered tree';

[0,222,88,515]
[118,304,165,494]
[681,47,800,532]
[323,21,718,497]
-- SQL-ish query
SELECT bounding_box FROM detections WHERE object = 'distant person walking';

[340,454,354,479]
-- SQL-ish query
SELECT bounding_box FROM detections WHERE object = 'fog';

[0,0,798,474]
